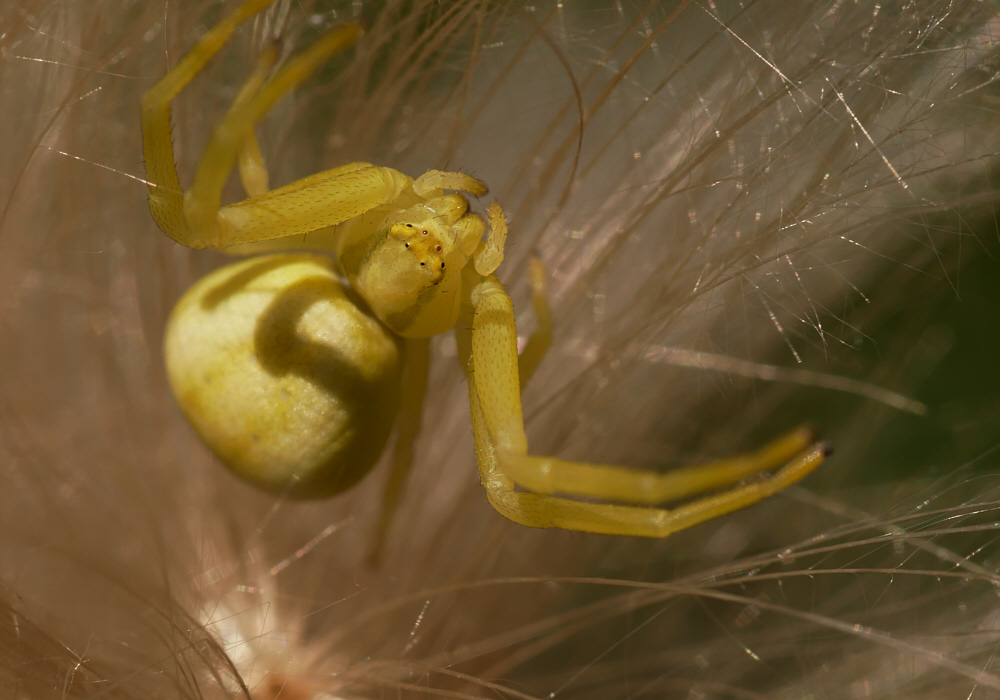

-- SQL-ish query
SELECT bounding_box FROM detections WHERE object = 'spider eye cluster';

[391,222,447,281]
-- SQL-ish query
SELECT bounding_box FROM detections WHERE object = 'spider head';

[388,221,448,286]
[348,215,467,338]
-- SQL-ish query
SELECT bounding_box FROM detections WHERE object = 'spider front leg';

[142,0,414,250]
[459,267,828,538]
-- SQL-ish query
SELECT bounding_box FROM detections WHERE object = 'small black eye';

[420,262,425,267]
[440,262,445,269]
[406,223,413,228]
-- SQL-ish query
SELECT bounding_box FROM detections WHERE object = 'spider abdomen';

[165,254,403,497]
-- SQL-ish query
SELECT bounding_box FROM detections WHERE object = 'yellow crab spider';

[142,0,828,539]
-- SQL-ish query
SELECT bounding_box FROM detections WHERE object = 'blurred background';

[3,1,1000,698]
